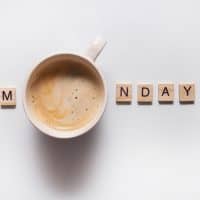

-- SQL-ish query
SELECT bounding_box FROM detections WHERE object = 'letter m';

[2,90,12,101]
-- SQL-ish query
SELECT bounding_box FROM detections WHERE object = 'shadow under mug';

[23,38,107,139]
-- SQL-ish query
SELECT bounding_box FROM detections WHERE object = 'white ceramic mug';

[23,37,107,139]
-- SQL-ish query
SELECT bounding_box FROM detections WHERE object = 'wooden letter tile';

[179,83,195,103]
[116,83,132,103]
[137,83,153,104]
[0,88,16,106]
[158,83,174,103]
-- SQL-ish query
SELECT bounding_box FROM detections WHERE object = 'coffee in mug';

[23,38,107,139]
[26,55,105,131]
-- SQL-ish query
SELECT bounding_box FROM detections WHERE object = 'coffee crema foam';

[27,60,104,131]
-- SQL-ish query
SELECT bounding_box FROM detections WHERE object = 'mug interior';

[23,54,107,138]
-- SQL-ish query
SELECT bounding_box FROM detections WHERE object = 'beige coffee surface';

[27,64,104,131]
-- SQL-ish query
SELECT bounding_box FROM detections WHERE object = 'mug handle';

[85,37,107,61]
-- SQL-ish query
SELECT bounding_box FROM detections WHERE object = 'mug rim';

[23,53,107,139]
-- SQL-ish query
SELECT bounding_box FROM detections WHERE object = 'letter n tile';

[116,83,132,103]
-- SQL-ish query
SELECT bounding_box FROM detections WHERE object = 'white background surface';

[1,0,200,199]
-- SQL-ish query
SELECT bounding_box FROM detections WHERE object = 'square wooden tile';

[158,83,174,103]
[137,83,153,104]
[0,88,16,106]
[179,83,195,103]
[116,83,132,103]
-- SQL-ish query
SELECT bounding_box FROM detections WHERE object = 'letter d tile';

[137,83,153,104]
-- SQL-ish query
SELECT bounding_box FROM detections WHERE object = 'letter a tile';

[116,83,132,103]
[0,88,16,106]
[158,83,174,103]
